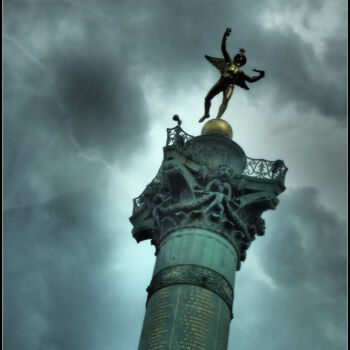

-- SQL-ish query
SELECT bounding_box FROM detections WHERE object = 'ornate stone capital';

[130,124,287,269]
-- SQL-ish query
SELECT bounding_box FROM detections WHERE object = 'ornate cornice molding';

[130,125,287,268]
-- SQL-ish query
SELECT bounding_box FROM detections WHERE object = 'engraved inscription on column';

[176,286,215,350]
[139,287,173,350]
[213,298,231,350]
[138,285,231,350]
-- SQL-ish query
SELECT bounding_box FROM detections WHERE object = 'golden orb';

[201,119,233,139]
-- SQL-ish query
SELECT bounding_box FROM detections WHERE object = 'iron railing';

[243,157,287,182]
[166,126,287,182]
[132,126,288,215]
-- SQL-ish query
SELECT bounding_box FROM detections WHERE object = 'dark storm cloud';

[4,0,150,164]
[4,186,346,350]
[4,0,347,139]
[260,187,346,296]
[3,0,151,208]
[3,188,138,350]
[230,187,347,350]
[114,0,347,121]
[3,1,347,350]
[256,30,347,121]
[53,52,146,160]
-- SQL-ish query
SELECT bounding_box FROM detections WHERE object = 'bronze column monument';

[130,117,287,349]
[130,28,287,350]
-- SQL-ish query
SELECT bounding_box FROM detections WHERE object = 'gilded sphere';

[201,119,233,139]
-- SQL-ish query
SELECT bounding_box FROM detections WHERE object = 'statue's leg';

[199,79,225,123]
[204,193,225,221]
[216,84,234,119]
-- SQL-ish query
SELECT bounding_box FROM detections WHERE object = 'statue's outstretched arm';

[244,68,265,83]
[221,28,232,62]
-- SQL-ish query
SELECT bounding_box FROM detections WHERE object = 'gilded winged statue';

[199,28,265,123]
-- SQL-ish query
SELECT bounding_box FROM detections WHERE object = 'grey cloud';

[3,1,347,350]
[4,0,150,209]
[260,187,347,297]
[4,186,346,350]
[118,0,346,121]
[53,52,147,160]
[230,187,347,350]
[4,1,150,161]
[3,187,138,350]
[260,30,346,121]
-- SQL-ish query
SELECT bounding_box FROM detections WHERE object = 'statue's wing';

[205,55,226,74]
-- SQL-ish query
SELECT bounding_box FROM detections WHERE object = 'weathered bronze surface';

[131,119,287,349]
[139,285,231,350]
[147,264,234,318]
[199,28,265,123]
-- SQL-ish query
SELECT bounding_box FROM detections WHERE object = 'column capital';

[130,124,287,270]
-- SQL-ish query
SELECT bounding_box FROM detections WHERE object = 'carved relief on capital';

[130,145,280,267]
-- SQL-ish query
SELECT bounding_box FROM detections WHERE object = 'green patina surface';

[139,285,231,350]
[130,123,287,349]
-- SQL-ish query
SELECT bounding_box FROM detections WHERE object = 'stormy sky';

[3,0,347,349]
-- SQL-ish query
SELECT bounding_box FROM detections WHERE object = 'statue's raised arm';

[199,28,265,123]
[221,27,232,62]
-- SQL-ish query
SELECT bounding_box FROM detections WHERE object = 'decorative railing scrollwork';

[243,157,287,182]
[132,127,287,217]
[166,126,194,147]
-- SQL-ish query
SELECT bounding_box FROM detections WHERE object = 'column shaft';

[138,228,237,349]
